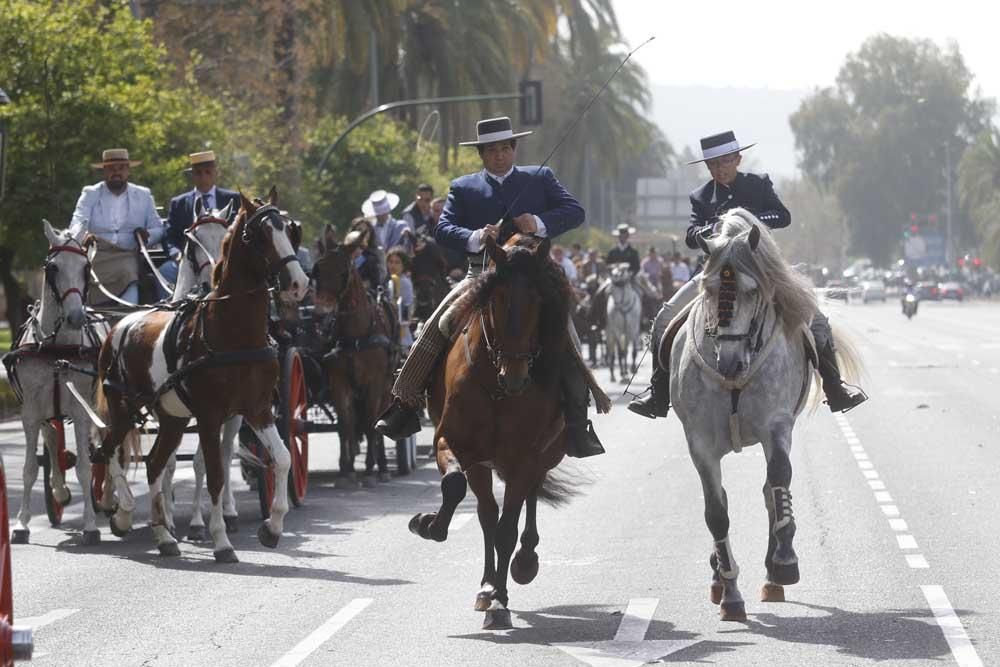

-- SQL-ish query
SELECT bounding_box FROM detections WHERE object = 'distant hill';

[649,84,809,180]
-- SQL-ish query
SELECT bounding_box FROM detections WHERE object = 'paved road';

[4,297,998,666]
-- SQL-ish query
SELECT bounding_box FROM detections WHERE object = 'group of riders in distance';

[5,113,870,628]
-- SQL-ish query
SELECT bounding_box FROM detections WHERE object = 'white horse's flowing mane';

[699,208,817,334]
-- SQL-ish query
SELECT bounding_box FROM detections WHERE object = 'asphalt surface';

[4,296,998,666]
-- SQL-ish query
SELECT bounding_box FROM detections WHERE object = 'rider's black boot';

[628,363,671,419]
[562,356,605,458]
[374,398,422,440]
[817,341,867,413]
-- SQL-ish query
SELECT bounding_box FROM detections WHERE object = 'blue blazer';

[433,166,584,253]
[165,187,240,252]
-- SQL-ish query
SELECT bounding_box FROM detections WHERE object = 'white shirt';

[70,182,164,250]
[557,255,578,282]
[466,166,549,252]
[671,261,691,282]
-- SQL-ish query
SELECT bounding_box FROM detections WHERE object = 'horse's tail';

[830,321,866,387]
[536,462,592,508]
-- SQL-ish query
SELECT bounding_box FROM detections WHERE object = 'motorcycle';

[902,293,918,319]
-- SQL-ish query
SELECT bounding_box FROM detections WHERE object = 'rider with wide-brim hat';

[606,223,640,276]
[69,148,165,304]
[375,115,605,457]
[628,130,867,419]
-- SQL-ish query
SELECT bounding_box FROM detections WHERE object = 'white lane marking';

[450,513,475,531]
[862,470,880,480]
[874,491,893,503]
[854,452,870,461]
[881,505,900,518]
[888,519,909,532]
[613,598,658,642]
[897,535,919,550]
[906,554,930,569]
[271,598,372,667]
[851,445,865,452]
[922,585,984,667]
[19,608,79,629]
[971,359,981,367]
[869,480,887,490]
[858,461,874,470]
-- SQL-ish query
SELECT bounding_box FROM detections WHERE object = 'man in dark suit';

[628,130,866,419]
[376,116,604,457]
[605,223,641,275]
[159,151,240,293]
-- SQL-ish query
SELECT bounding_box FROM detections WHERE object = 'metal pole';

[945,141,953,266]
[369,28,379,108]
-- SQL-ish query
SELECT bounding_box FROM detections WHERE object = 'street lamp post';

[944,140,954,265]
[0,87,9,203]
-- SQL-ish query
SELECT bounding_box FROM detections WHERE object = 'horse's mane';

[448,236,573,380]
[701,208,817,334]
[211,205,247,288]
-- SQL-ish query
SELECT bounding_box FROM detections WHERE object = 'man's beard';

[106,177,127,193]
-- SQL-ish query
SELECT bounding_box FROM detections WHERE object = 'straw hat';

[91,148,141,169]
[184,150,217,172]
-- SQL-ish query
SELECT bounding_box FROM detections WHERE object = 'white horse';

[670,208,863,621]
[7,222,110,545]
[604,263,641,383]
[156,200,245,542]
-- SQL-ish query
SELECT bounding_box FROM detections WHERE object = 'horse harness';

[461,301,541,401]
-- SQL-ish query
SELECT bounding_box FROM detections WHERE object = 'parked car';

[916,281,940,301]
[825,280,848,301]
[859,279,887,303]
[939,281,964,301]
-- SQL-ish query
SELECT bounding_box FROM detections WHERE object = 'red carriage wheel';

[90,462,107,514]
[1,455,34,662]
[41,420,67,527]
[281,348,309,507]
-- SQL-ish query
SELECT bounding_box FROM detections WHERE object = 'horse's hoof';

[109,517,130,538]
[214,548,239,564]
[187,525,207,542]
[510,549,539,585]
[54,488,72,505]
[11,529,29,545]
[158,542,181,557]
[224,515,239,534]
[409,513,441,541]
[720,601,747,622]
[362,474,377,489]
[378,471,392,483]
[334,475,359,490]
[257,523,280,549]
[482,607,512,630]
[770,562,800,586]
[474,591,493,612]
[710,583,723,605]
[761,583,785,602]
[408,513,423,536]
[81,529,101,546]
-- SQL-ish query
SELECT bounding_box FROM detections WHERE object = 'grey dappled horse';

[670,208,863,621]
[604,263,641,383]
[10,222,110,544]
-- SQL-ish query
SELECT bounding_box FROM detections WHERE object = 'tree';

[790,34,994,265]
[958,129,1000,268]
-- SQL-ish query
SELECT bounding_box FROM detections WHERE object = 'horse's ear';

[267,186,278,205]
[83,234,98,262]
[43,219,58,246]
[748,224,761,251]
[239,191,254,214]
[485,234,506,267]
[218,200,234,222]
[536,237,552,264]
[194,196,205,221]
[696,231,712,255]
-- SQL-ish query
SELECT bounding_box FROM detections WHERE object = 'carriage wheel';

[42,420,67,527]
[280,348,309,507]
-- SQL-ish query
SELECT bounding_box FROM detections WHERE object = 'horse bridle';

[704,264,768,353]
[479,301,541,373]
[44,241,91,306]
[184,216,229,276]
[242,205,301,285]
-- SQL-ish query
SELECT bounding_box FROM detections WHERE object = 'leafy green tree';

[790,34,994,265]
[958,129,1000,268]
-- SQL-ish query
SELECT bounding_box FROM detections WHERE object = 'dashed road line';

[18,608,79,629]
[271,598,372,667]
[922,585,984,667]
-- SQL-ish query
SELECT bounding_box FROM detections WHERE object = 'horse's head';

[42,220,90,329]
[236,188,308,301]
[609,263,631,286]
[481,234,555,396]
[183,200,233,291]
[311,224,353,315]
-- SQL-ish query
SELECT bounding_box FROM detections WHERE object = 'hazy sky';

[614,0,999,100]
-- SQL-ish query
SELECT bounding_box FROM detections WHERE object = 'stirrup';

[825,383,868,414]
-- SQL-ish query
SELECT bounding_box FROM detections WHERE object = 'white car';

[859,279,887,303]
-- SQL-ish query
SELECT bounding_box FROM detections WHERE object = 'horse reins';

[44,242,91,306]
[477,302,540,373]
[184,216,229,276]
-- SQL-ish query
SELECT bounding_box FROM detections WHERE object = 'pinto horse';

[312,224,396,487]
[93,190,308,562]
[670,208,863,620]
[411,234,583,629]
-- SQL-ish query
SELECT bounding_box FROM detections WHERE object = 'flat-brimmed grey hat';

[687,130,756,165]
[459,116,533,146]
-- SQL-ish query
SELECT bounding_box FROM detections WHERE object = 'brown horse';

[410,237,450,324]
[312,225,396,487]
[93,190,308,562]
[411,234,577,629]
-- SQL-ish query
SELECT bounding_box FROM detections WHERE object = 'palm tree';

[958,129,1000,266]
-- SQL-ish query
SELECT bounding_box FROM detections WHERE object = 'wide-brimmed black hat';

[459,116,533,146]
[687,130,756,165]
